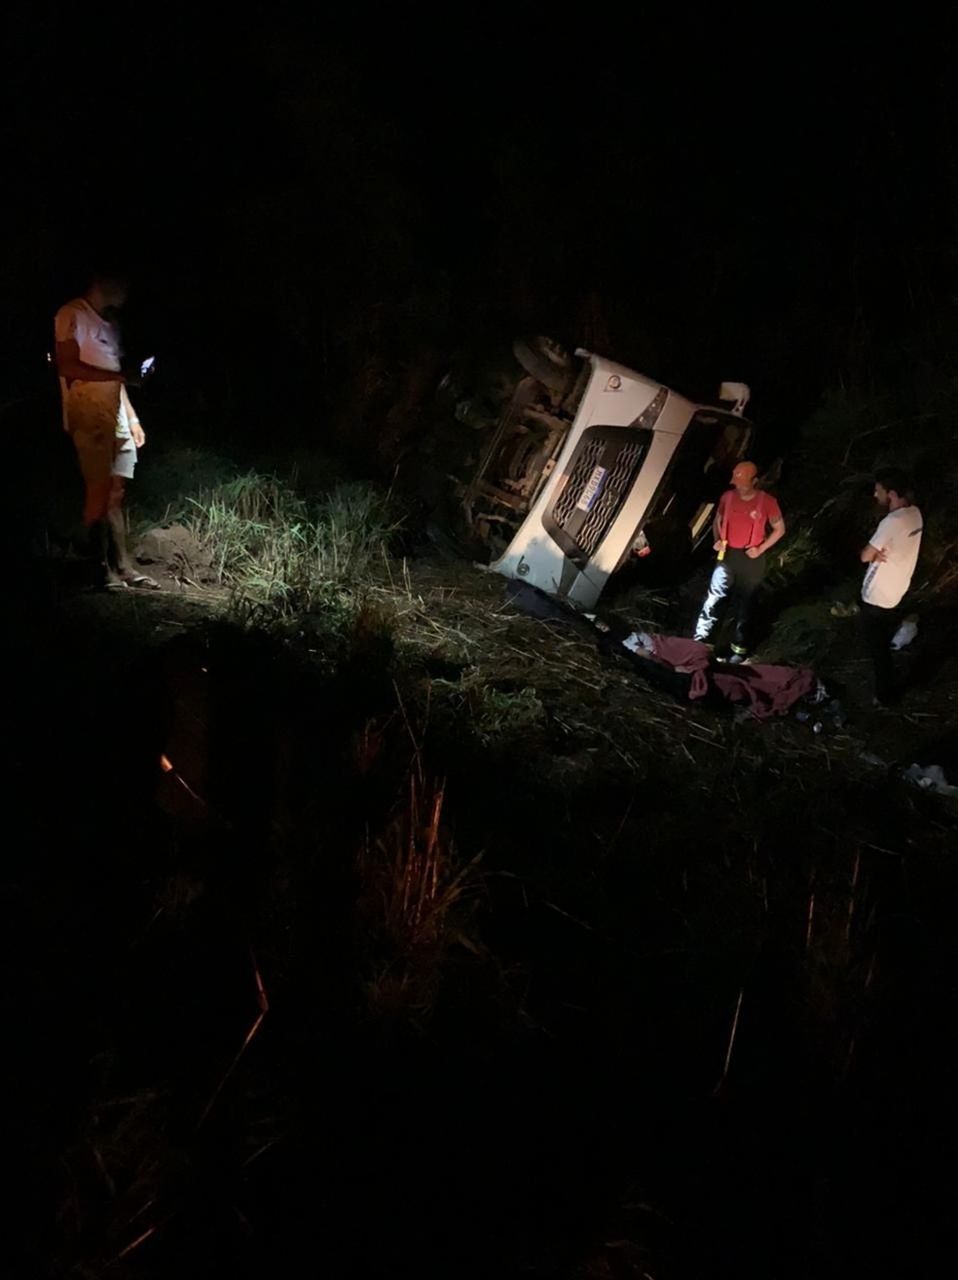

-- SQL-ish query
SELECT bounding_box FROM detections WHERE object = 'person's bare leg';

[106,478,159,587]
[104,476,135,581]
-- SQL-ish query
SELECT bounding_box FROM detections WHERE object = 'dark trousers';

[860,601,900,703]
[693,548,767,651]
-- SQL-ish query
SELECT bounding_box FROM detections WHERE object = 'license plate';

[576,464,608,512]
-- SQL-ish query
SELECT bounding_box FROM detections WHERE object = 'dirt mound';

[133,523,218,587]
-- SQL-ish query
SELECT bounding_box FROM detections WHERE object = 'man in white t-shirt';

[859,468,923,706]
[54,271,158,589]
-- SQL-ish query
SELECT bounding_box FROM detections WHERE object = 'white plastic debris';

[809,679,829,705]
[890,616,918,650]
[902,763,958,797]
[622,631,654,654]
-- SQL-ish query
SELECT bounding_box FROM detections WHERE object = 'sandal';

[123,573,161,590]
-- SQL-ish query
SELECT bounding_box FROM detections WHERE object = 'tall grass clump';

[357,769,483,1024]
[185,472,399,617]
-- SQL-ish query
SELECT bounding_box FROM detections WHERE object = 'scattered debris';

[795,698,846,730]
[859,751,889,769]
[902,763,958,797]
[829,605,916,649]
[891,615,919,650]
[622,630,655,654]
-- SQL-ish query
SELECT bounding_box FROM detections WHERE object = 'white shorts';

[113,437,138,479]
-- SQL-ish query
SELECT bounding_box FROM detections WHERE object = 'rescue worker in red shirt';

[692,460,786,662]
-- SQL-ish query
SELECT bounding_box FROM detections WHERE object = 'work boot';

[87,521,111,588]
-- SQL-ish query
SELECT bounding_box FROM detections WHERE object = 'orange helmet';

[731,461,758,485]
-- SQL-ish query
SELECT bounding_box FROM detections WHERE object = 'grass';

[358,769,484,1022]
[431,667,548,748]
[109,430,958,812]
[184,471,400,621]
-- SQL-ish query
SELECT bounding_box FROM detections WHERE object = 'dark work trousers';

[860,600,900,704]
[693,548,767,652]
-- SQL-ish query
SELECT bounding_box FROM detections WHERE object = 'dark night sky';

[3,6,957,426]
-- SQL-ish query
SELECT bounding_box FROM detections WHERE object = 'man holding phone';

[54,270,158,589]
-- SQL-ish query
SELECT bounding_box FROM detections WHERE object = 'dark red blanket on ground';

[501,582,819,722]
[646,634,818,720]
